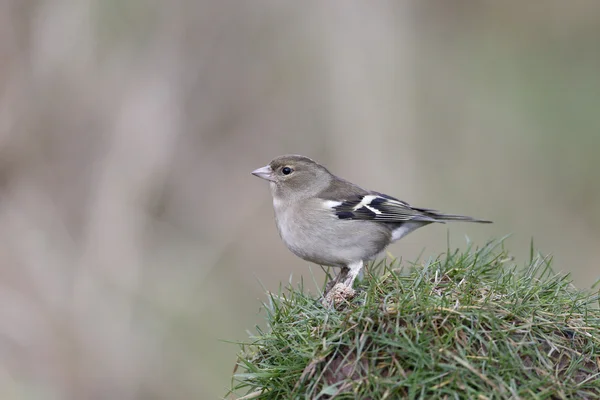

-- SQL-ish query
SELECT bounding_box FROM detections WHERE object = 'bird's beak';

[251,165,276,181]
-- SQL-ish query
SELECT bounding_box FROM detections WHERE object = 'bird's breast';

[273,201,304,250]
[272,199,391,266]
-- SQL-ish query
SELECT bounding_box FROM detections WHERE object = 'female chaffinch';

[252,155,491,297]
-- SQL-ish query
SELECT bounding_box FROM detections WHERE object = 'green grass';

[228,239,600,399]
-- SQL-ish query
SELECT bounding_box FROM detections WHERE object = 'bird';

[252,154,491,298]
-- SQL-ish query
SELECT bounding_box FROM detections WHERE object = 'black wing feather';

[329,193,492,224]
[331,193,439,223]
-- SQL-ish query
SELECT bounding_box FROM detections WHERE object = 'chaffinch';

[252,154,491,298]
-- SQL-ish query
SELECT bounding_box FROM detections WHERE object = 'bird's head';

[252,155,332,201]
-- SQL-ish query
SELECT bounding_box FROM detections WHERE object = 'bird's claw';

[321,282,356,308]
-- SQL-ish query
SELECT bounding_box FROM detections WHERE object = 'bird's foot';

[321,282,356,308]
[321,263,363,307]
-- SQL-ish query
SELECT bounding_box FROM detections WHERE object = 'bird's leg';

[342,260,364,288]
[321,262,362,307]
[325,266,348,294]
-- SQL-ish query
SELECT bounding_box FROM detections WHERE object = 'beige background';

[1,1,599,398]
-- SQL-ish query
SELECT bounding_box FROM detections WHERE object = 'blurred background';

[1,1,599,398]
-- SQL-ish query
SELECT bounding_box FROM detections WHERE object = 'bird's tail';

[434,214,492,223]
[414,207,492,224]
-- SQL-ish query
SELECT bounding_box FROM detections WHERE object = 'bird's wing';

[317,177,493,224]
[328,192,441,223]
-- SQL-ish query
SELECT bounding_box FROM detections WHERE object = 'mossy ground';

[228,240,600,399]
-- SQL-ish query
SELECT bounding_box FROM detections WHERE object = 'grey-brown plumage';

[252,154,491,297]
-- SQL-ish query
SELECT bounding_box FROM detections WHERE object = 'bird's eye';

[282,167,293,175]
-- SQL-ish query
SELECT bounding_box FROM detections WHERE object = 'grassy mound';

[229,240,600,399]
